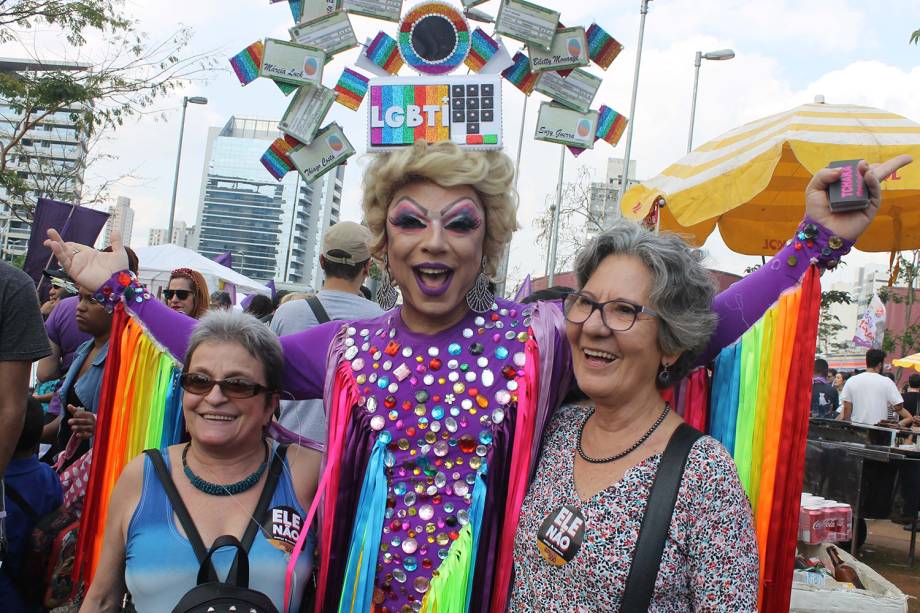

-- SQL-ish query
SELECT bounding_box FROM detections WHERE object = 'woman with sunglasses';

[165,268,209,319]
[80,309,321,612]
[47,144,910,612]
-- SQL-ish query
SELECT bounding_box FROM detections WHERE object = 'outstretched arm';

[697,155,912,365]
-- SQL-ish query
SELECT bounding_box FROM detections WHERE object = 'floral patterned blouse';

[510,404,759,612]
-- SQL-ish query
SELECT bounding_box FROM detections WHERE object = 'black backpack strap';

[3,483,39,522]
[305,295,330,324]
[197,535,250,587]
[620,423,704,612]
[143,449,217,582]
[240,444,288,551]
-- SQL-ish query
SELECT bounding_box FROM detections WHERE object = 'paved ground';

[857,520,919,611]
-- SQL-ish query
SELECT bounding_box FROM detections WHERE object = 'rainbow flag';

[596,105,628,146]
[708,266,821,612]
[501,51,538,95]
[334,67,370,111]
[465,28,499,73]
[586,23,623,70]
[74,306,186,585]
[261,135,300,180]
[229,41,264,86]
[365,31,403,75]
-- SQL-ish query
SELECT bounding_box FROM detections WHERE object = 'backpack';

[143,445,290,613]
[3,482,82,608]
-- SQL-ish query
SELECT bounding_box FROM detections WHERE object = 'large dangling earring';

[657,362,672,387]
[376,255,399,310]
[466,257,496,314]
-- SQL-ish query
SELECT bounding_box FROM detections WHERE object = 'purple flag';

[24,198,110,293]
[213,251,233,269]
[266,279,276,300]
[513,274,532,302]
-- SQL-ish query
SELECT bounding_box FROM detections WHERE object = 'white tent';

[133,244,271,298]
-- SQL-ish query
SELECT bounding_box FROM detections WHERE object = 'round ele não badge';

[536,504,587,566]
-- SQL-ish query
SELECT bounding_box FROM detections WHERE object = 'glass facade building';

[194,117,343,287]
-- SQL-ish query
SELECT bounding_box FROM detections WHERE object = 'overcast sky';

[11,0,920,288]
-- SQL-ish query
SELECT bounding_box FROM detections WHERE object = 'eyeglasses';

[164,289,193,301]
[179,372,273,399]
[563,292,658,332]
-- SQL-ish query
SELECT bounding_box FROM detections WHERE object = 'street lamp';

[167,95,208,242]
[687,49,734,153]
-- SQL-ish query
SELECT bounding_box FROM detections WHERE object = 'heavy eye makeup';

[441,204,483,233]
[388,201,429,230]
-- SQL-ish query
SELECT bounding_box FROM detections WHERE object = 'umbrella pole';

[547,146,565,287]
[615,0,653,210]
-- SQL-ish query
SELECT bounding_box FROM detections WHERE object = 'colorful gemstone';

[495,346,509,359]
[394,363,411,381]
[377,376,390,389]
[469,342,484,355]
[429,358,442,370]
[458,435,476,453]
[481,369,495,387]
[828,235,844,250]
[384,395,397,409]
[492,407,506,424]
[384,340,400,355]
[462,328,474,338]
[404,557,418,572]
[448,343,462,355]
[351,358,365,371]
[416,390,430,403]
[370,415,385,430]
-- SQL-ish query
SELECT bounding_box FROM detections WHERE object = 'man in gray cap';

[270,221,383,442]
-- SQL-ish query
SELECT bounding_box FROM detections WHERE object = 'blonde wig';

[361,140,519,277]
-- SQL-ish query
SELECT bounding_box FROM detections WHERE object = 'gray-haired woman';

[81,310,321,612]
[510,221,758,611]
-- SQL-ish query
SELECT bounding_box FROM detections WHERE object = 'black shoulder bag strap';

[3,483,39,522]
[620,423,704,612]
[305,295,331,324]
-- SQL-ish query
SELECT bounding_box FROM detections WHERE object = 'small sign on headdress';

[465,27,499,73]
[363,31,404,75]
[534,102,598,149]
[290,11,358,59]
[279,84,336,144]
[398,2,471,76]
[495,0,560,51]
[343,0,403,22]
[534,68,601,113]
[260,39,327,87]
[368,75,502,150]
[261,135,302,181]
[289,122,355,182]
[528,26,589,73]
[596,104,628,146]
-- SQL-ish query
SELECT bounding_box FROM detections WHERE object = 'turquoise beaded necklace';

[182,441,269,496]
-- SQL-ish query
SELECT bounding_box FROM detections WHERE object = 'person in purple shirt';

[44,143,910,612]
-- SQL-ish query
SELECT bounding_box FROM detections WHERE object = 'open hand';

[43,230,129,291]
[805,155,913,241]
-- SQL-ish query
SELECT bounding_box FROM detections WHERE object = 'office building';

[101,195,135,247]
[149,220,195,248]
[193,117,342,286]
[0,58,90,260]
[587,158,639,235]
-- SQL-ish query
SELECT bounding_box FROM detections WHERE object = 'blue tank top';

[125,446,315,612]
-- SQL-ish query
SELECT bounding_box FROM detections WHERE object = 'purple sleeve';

[697,218,853,366]
[281,320,341,400]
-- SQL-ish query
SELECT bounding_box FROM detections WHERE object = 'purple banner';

[213,251,233,269]
[24,198,110,294]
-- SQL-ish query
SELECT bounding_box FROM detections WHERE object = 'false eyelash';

[445,214,482,232]
[389,213,427,229]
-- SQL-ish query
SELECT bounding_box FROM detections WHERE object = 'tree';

[536,166,611,274]
[878,250,920,363]
[0,0,216,222]
[912,29,920,44]
[817,289,853,355]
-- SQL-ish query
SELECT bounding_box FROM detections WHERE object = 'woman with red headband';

[165,268,209,319]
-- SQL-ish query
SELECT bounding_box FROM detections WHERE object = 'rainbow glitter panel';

[501,51,539,95]
[368,75,502,150]
[229,41,264,86]
[335,67,370,111]
[398,1,471,75]
[260,135,301,180]
[365,31,404,75]
[596,104,628,146]
[465,27,499,73]
[586,23,623,70]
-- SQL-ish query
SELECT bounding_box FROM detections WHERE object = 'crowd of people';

[0,142,911,612]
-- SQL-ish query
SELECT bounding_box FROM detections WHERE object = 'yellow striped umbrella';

[893,352,920,372]
[621,102,920,255]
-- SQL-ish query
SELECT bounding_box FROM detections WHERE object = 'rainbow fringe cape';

[74,304,185,584]
[707,265,821,612]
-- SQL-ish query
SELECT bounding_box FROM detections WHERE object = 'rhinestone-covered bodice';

[342,304,533,612]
